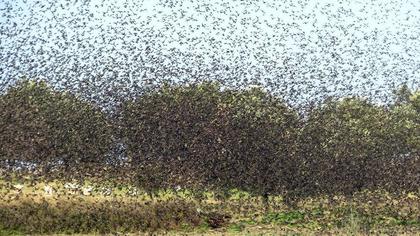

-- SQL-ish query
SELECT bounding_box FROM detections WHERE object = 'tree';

[299,97,396,196]
[0,79,113,179]
[120,82,301,202]
[393,84,412,105]
[389,85,419,156]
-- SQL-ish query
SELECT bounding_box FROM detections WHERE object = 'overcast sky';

[1,0,419,108]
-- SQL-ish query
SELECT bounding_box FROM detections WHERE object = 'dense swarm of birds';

[1,0,419,112]
[0,2,419,234]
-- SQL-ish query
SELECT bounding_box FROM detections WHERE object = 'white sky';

[0,0,419,107]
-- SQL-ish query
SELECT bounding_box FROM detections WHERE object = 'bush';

[0,79,113,178]
[119,82,301,197]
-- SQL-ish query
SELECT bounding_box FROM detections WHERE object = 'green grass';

[0,179,419,235]
[0,228,24,236]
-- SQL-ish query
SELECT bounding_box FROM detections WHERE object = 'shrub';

[0,79,113,178]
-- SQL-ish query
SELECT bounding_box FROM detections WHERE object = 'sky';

[0,0,419,109]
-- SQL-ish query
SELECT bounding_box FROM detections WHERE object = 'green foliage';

[388,104,419,154]
[0,199,201,234]
[0,179,418,234]
[120,81,226,191]
[227,222,246,232]
[299,96,419,196]
[262,211,306,225]
[390,85,419,151]
[408,91,420,113]
[381,88,420,192]
[393,84,412,105]
[215,87,301,196]
[0,227,24,236]
[120,82,301,197]
[0,80,418,204]
[0,79,419,235]
[0,79,113,178]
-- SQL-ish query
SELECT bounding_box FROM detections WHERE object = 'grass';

[0,179,419,235]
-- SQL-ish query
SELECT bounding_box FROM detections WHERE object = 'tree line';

[0,79,418,203]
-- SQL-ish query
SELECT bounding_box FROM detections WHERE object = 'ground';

[0,178,419,235]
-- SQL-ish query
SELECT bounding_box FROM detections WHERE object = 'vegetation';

[0,79,418,234]
[0,180,418,235]
[119,82,301,200]
[298,97,419,196]
[0,80,114,180]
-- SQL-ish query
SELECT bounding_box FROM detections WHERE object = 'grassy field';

[0,179,419,235]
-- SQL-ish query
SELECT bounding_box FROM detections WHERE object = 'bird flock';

[1,0,419,111]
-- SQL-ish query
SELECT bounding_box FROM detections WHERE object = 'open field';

[0,179,419,235]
